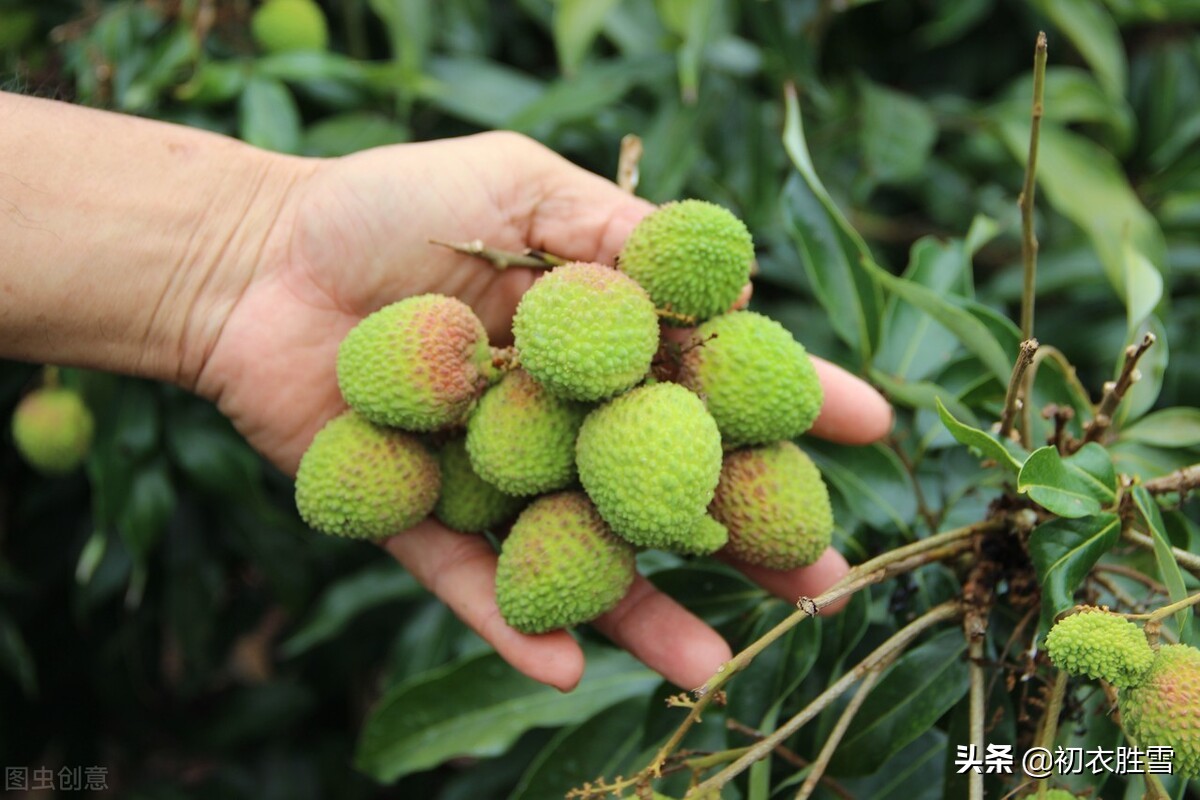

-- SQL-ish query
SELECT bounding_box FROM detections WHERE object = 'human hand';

[193,131,893,691]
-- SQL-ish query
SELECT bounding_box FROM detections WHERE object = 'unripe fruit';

[576,383,722,550]
[251,0,329,53]
[11,387,93,476]
[1119,644,1200,778]
[466,369,588,496]
[619,199,753,325]
[676,515,729,556]
[433,437,525,534]
[711,441,833,569]
[337,295,498,431]
[295,411,439,540]
[677,311,823,448]
[1044,607,1153,689]
[495,492,635,633]
[512,262,658,402]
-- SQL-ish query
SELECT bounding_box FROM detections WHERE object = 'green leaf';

[649,564,765,627]
[282,562,423,658]
[1132,486,1193,644]
[782,87,883,361]
[807,442,917,535]
[508,57,662,133]
[859,78,938,184]
[1032,0,1126,98]
[355,647,658,782]
[239,75,301,153]
[553,0,623,75]
[115,459,175,560]
[175,59,249,105]
[164,400,262,499]
[421,56,544,128]
[657,0,716,102]
[869,369,978,426]
[994,119,1166,302]
[1000,66,1134,151]
[1017,444,1116,518]
[1029,513,1122,629]
[0,610,37,697]
[302,112,410,157]
[1124,237,1163,334]
[510,697,648,800]
[934,397,1025,473]
[1121,408,1200,448]
[368,0,431,91]
[829,629,969,776]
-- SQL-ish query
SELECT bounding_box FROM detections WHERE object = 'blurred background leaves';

[2,0,1199,797]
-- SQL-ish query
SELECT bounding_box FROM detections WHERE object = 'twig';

[1094,563,1168,595]
[725,722,856,800]
[429,239,566,270]
[1143,463,1200,496]
[687,602,964,796]
[1091,572,1146,612]
[617,134,643,194]
[998,338,1039,441]
[1077,333,1157,448]
[1122,527,1200,576]
[885,435,939,533]
[644,520,998,777]
[1031,671,1068,796]
[793,654,893,800]
[1018,32,1047,344]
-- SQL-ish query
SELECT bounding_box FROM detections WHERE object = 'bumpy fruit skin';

[675,516,729,556]
[434,437,525,534]
[495,492,635,633]
[677,311,823,448]
[711,441,833,569]
[1120,644,1200,778]
[576,383,722,550]
[619,200,753,325]
[466,369,589,496]
[337,295,496,431]
[11,387,94,475]
[295,411,439,540]
[512,262,658,401]
[1044,608,1153,689]
[251,0,329,53]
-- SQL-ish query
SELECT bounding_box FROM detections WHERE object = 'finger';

[592,574,733,690]
[809,357,893,444]
[382,519,586,692]
[728,547,852,615]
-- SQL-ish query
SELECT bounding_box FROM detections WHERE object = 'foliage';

[3,1,1200,798]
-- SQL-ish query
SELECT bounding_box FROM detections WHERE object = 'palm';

[194,132,893,692]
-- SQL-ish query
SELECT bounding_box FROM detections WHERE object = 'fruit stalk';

[1017,31,1048,447]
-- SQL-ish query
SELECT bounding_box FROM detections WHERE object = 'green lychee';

[1119,643,1200,778]
[710,441,833,570]
[677,311,823,448]
[11,386,93,476]
[512,262,658,402]
[576,382,722,550]
[337,294,498,431]
[1044,607,1153,689]
[251,0,329,53]
[295,410,439,540]
[465,369,588,496]
[676,515,729,556]
[495,492,636,633]
[434,437,525,534]
[619,199,753,325]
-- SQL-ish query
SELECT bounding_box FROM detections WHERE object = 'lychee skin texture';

[678,311,824,448]
[434,437,525,534]
[295,411,440,540]
[675,515,729,556]
[466,369,589,496]
[576,383,722,550]
[1119,644,1200,778]
[512,262,658,402]
[711,441,833,570]
[11,387,94,476]
[251,0,329,53]
[495,492,635,634]
[338,295,496,431]
[618,200,753,325]
[1044,607,1154,689]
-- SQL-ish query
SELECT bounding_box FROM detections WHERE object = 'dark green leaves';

[1029,514,1122,629]
[1017,443,1117,518]
[355,647,658,782]
[935,398,1024,473]
[1132,487,1193,643]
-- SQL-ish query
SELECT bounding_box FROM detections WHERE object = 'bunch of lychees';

[295,200,833,634]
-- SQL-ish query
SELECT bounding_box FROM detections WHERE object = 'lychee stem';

[429,238,566,270]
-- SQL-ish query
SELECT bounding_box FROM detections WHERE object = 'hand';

[194,131,893,691]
